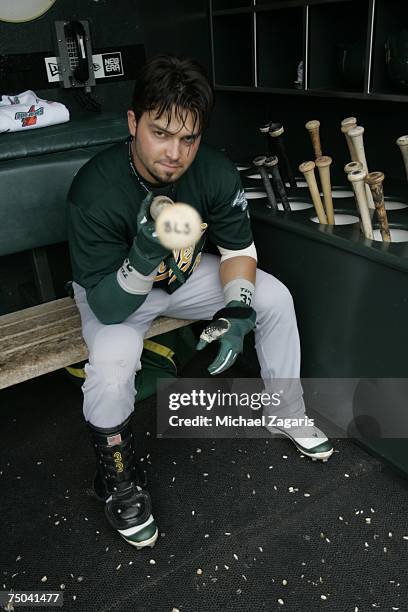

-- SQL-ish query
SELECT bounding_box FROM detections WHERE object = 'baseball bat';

[347,169,373,240]
[315,156,335,225]
[268,122,297,189]
[344,160,363,175]
[265,155,291,211]
[299,161,327,224]
[341,117,358,162]
[305,120,322,158]
[259,122,272,154]
[365,171,391,242]
[150,195,174,220]
[347,126,375,209]
[396,135,408,181]
[253,155,278,210]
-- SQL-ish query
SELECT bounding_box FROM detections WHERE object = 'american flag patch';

[107,434,122,446]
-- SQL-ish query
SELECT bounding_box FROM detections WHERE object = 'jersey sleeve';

[207,161,252,250]
[68,199,148,325]
[68,199,128,290]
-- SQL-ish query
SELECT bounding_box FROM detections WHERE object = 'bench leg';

[31,247,56,303]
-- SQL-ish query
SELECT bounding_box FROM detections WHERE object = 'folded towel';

[0,90,70,133]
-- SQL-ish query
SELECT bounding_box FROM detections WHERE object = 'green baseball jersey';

[68,138,252,322]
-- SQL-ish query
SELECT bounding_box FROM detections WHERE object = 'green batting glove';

[129,193,172,276]
[196,300,256,375]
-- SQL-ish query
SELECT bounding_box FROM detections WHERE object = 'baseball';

[155,202,202,250]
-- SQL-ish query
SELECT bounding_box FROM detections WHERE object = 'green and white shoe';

[88,416,159,549]
[268,422,334,461]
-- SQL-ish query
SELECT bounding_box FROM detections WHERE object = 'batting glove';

[129,193,172,276]
[197,300,256,375]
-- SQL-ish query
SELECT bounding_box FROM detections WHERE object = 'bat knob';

[348,125,364,138]
[341,116,357,128]
[269,123,284,137]
[315,155,332,168]
[365,171,385,185]
[396,135,408,147]
[299,160,316,174]
[259,123,271,134]
[264,155,278,167]
[305,119,320,131]
[253,155,267,167]
[344,161,363,174]
[155,202,202,250]
[150,195,174,220]
[347,169,366,182]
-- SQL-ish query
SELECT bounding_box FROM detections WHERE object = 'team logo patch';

[15,105,44,127]
[231,189,248,212]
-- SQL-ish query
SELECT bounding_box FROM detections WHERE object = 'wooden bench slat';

[0,296,195,389]
[0,297,76,326]
[0,305,79,340]
[1,315,82,355]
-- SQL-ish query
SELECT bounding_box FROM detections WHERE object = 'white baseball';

[155,202,202,250]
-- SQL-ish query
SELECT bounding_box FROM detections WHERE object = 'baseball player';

[67,55,333,550]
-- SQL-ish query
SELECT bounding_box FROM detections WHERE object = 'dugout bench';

[0,113,193,390]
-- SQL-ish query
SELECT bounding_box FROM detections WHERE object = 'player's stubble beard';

[131,134,185,187]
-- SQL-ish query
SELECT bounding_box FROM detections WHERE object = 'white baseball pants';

[73,253,306,428]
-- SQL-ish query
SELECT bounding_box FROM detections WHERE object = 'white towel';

[0,90,70,133]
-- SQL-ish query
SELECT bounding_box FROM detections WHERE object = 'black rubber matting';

[1,364,408,612]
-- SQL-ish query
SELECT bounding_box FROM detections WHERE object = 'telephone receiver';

[64,20,89,84]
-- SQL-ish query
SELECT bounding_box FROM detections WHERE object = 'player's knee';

[89,325,143,381]
[255,277,294,318]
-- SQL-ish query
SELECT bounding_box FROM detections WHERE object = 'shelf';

[308,0,370,93]
[370,0,408,97]
[209,0,408,103]
[214,85,408,102]
[256,6,304,89]
[212,0,253,11]
[212,13,254,86]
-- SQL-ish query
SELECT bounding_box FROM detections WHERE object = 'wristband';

[223,278,255,307]
[117,258,157,295]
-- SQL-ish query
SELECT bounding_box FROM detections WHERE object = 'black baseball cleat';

[267,420,334,462]
[88,416,158,548]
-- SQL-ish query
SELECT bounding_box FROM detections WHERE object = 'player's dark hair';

[131,55,214,133]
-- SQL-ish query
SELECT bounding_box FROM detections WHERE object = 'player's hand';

[196,300,256,375]
[131,193,172,276]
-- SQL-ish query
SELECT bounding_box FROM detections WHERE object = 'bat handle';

[341,117,358,162]
[253,156,278,210]
[365,171,391,242]
[315,155,335,225]
[348,126,375,210]
[265,155,291,212]
[305,120,322,158]
[299,161,327,224]
[269,124,297,189]
[347,169,373,240]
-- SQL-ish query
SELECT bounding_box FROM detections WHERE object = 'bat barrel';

[365,171,391,242]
